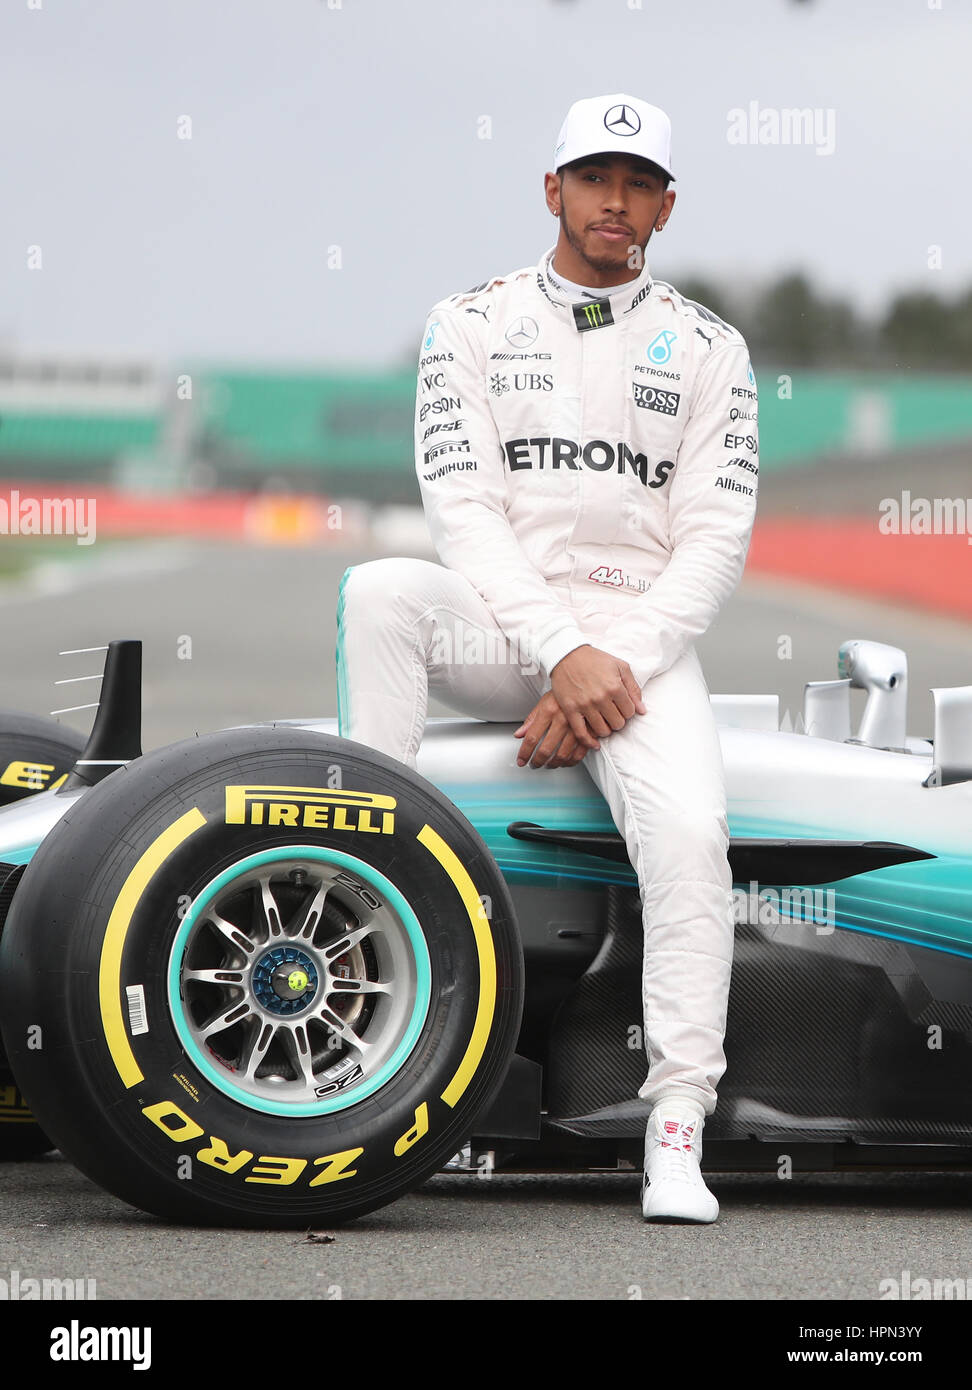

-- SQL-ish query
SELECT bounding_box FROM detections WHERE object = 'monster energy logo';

[573,299,614,332]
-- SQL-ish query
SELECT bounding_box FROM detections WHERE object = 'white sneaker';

[642,1103,719,1224]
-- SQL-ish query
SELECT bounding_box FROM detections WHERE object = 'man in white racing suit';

[336,93,758,1223]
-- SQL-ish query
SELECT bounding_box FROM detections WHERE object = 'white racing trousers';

[335,557,734,1116]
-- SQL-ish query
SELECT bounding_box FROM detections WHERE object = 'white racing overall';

[336,246,759,1114]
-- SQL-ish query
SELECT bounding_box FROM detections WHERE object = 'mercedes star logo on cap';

[604,103,641,137]
[553,93,674,179]
[505,316,539,348]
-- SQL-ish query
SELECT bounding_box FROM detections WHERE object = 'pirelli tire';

[0,712,84,1158]
[0,727,523,1226]
[0,712,85,807]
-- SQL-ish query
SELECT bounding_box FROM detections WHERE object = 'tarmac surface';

[2,1156,971,1301]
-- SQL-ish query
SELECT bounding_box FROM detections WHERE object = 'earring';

[656,223,664,231]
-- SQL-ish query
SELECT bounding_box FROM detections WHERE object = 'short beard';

[560,207,650,278]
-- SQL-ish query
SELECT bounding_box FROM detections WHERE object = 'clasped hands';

[513,645,646,770]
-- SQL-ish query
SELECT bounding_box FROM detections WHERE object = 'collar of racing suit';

[535,244,654,329]
[545,264,604,301]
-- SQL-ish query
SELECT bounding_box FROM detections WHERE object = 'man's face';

[546,153,675,278]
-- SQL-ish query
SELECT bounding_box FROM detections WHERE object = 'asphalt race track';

[1,537,971,1301]
[3,1159,971,1301]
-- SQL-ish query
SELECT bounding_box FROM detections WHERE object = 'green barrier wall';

[1,370,969,482]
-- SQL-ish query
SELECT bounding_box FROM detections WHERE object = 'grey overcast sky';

[2,0,969,367]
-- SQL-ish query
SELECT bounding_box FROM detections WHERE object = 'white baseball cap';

[553,93,675,181]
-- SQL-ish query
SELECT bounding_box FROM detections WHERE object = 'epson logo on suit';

[724,433,758,453]
[419,396,462,422]
[632,385,680,416]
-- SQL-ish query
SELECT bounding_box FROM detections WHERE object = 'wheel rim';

[166,847,432,1116]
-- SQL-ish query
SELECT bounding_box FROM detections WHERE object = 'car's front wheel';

[0,727,523,1225]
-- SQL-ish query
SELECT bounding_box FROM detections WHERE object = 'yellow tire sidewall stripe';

[99,808,207,1088]
[416,823,497,1109]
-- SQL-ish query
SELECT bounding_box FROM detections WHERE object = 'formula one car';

[0,636,970,1226]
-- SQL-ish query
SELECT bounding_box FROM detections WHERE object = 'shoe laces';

[650,1119,699,1186]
